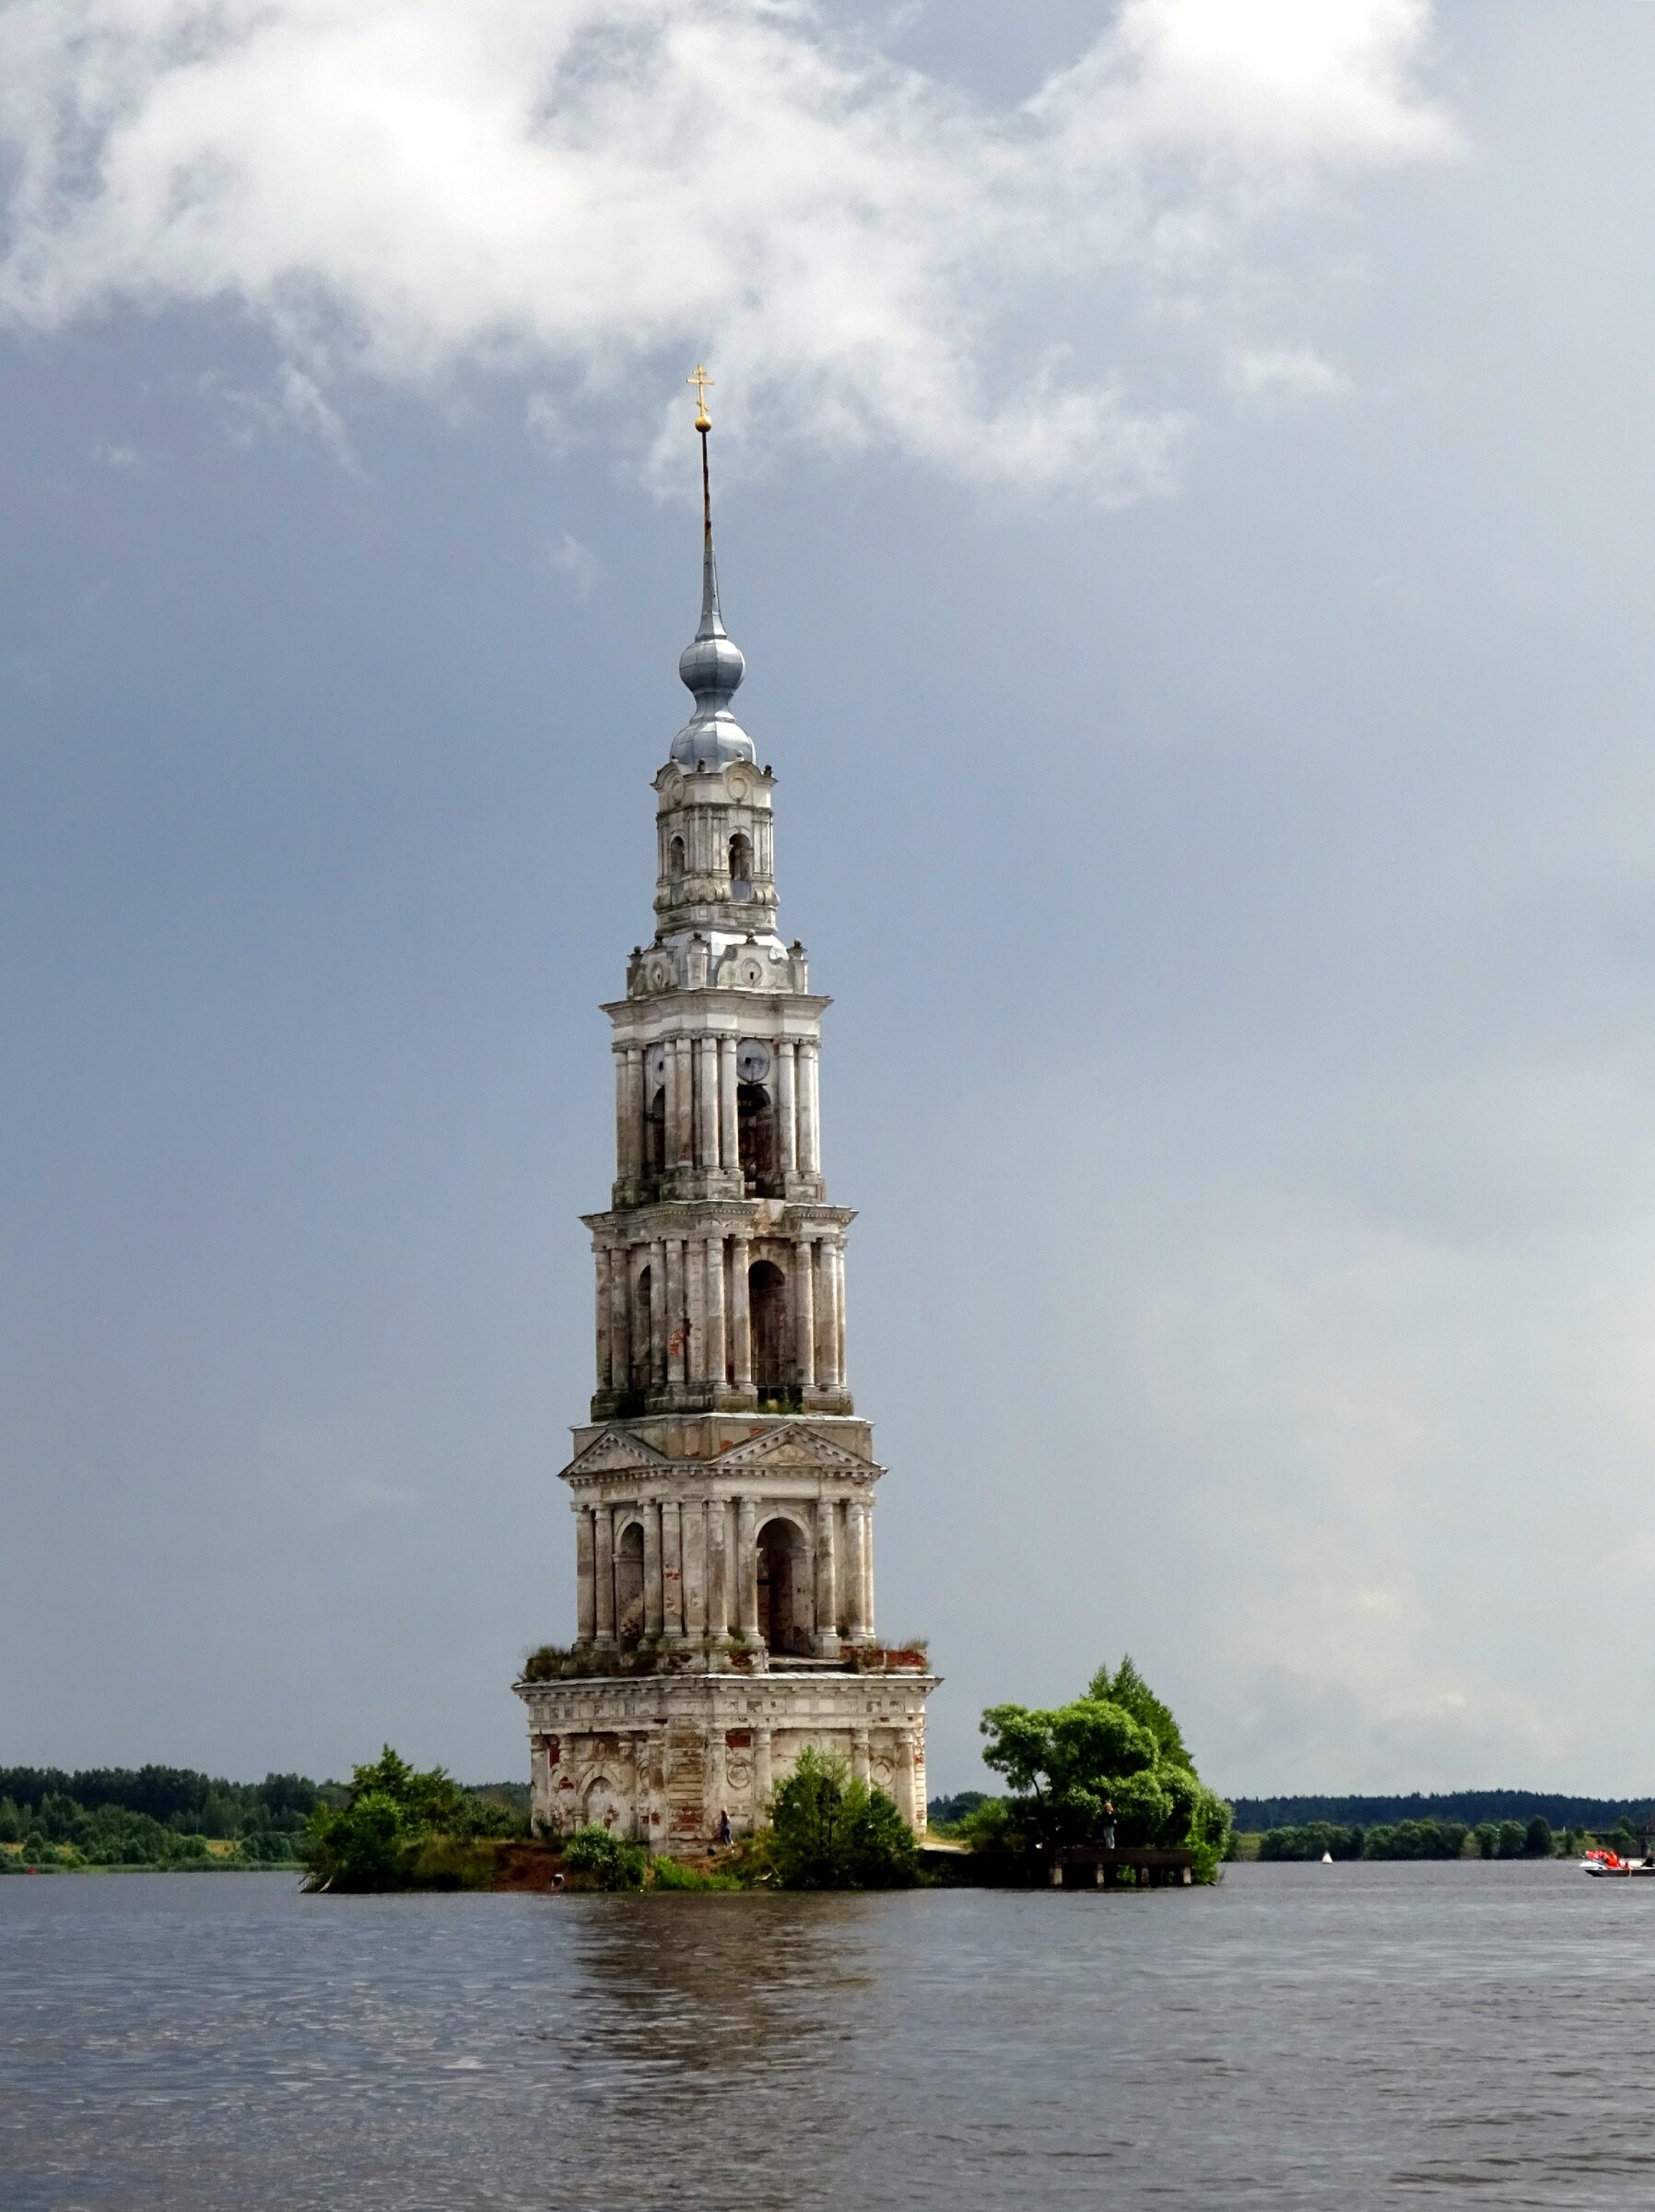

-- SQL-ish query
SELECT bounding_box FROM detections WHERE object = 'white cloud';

[0,1,1452,500]
[547,528,597,594]
[1226,345,1352,398]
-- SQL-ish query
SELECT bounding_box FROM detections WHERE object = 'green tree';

[769,1749,919,1890]
[1497,1819,1525,1859]
[1523,1816,1553,1857]
[1086,1656,1192,1768]
[302,1746,492,1891]
[1473,1822,1499,1859]
[980,1658,1231,1880]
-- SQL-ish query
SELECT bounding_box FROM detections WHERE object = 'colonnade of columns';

[593,1229,847,1399]
[615,1036,822,1183]
[576,1495,875,1651]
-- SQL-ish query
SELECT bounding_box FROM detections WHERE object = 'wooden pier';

[1049,1846,1194,1888]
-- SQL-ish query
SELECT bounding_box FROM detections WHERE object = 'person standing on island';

[1102,1800,1117,1851]
[718,1808,733,1848]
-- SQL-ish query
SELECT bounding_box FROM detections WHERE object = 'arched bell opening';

[749,1260,791,1394]
[729,830,753,900]
[756,1516,814,1654]
[667,833,687,884]
[738,1083,781,1195]
[644,1087,666,1178]
[616,1522,645,1648]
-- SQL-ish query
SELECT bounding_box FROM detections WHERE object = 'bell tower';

[593,387,841,1408]
[516,377,936,1852]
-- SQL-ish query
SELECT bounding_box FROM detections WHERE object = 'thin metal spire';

[672,366,752,766]
[688,363,724,641]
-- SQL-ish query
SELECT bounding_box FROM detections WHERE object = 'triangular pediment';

[562,1428,675,1481]
[715,1425,879,1476]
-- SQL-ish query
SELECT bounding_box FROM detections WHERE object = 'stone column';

[778,1040,798,1177]
[614,1053,630,1181]
[814,1493,839,1655]
[593,1246,612,1393]
[687,1235,707,1387]
[607,1251,631,1394]
[643,1500,663,1640]
[705,1233,727,1390]
[736,1496,759,1640]
[575,1506,596,1644]
[719,1038,739,1171]
[858,1498,875,1641]
[798,1040,821,1177]
[845,1499,871,1642]
[851,1728,871,1787]
[665,1238,686,1385]
[684,1497,707,1638]
[819,1238,842,1393]
[706,1498,728,1640]
[698,1036,719,1167]
[663,1038,680,1169]
[754,1724,773,1817]
[730,1231,753,1390]
[593,1502,616,1646]
[895,1729,918,1830]
[633,1729,655,1845]
[673,1038,695,1167]
[661,1499,684,1641]
[793,1236,816,1392]
[624,1046,644,1178]
[832,1239,847,1388]
[650,1238,667,1385]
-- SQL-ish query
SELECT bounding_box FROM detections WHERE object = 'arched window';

[738,1083,780,1195]
[645,1088,666,1178]
[749,1259,790,1394]
[616,1522,645,1648]
[668,834,686,882]
[757,1516,814,1654]
[729,831,753,900]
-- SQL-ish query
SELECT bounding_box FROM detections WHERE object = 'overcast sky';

[5,1,1655,1797]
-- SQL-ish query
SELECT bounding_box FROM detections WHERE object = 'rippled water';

[3,1862,1652,2208]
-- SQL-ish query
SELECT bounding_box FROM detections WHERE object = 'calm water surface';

[2,1862,1651,2209]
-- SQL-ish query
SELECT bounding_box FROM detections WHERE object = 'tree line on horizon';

[1232,1791,1654,1834]
[0,1764,535,1874]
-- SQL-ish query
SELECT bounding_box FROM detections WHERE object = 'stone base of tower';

[517,1666,938,1854]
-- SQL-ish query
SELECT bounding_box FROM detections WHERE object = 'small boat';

[1320,1852,1333,1864]
[1580,1849,1655,1877]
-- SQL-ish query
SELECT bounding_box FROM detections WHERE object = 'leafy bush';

[769,1749,919,1890]
[562,1824,649,1890]
[303,1746,528,1891]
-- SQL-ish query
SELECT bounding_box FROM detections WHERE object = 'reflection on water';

[3,1865,1654,2210]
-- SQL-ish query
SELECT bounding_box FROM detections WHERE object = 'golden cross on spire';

[687,363,714,432]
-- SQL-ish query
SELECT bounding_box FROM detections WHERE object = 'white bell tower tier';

[515,381,937,1853]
